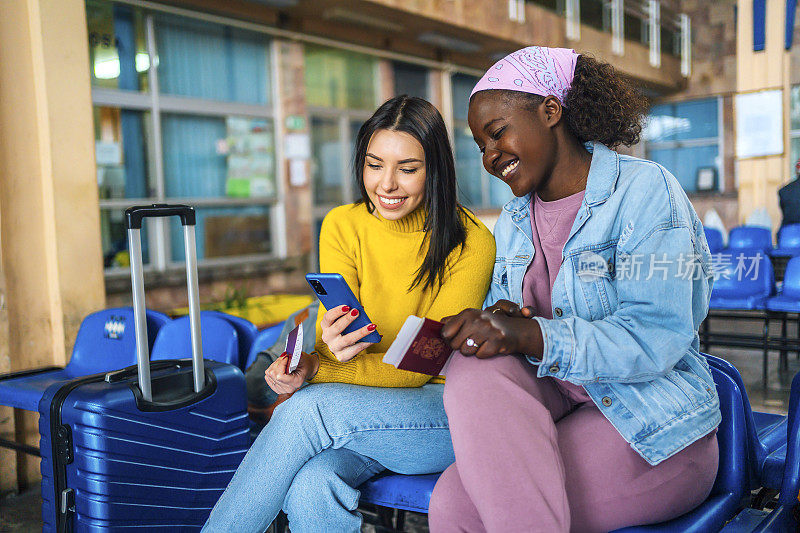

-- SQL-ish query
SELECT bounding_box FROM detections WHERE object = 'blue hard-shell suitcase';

[38,205,249,531]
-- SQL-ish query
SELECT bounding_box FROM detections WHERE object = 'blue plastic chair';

[706,355,787,493]
[243,323,284,370]
[772,223,800,257]
[203,310,258,370]
[721,370,800,532]
[705,227,725,255]
[710,254,774,310]
[728,226,773,255]
[358,365,748,532]
[765,256,800,313]
[0,307,170,412]
[151,313,239,366]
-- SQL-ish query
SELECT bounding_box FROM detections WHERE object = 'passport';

[382,316,453,376]
[283,323,303,373]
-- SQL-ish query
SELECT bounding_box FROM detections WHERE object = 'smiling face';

[362,129,427,220]
[467,91,560,198]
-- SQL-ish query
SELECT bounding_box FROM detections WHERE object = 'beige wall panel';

[737,157,784,228]
[0,218,16,493]
[0,0,106,490]
[0,0,66,370]
[765,0,785,86]
[40,0,105,347]
[735,0,790,233]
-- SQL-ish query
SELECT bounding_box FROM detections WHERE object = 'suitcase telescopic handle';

[125,204,196,229]
[124,204,205,402]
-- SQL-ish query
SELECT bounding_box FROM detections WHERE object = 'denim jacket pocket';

[569,243,617,320]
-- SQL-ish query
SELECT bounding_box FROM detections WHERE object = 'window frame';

[98,0,500,279]
[788,85,800,179]
[644,96,725,194]
[92,3,286,279]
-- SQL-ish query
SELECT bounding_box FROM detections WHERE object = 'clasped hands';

[441,299,544,359]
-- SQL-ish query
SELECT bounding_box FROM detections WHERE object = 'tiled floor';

[1,319,795,532]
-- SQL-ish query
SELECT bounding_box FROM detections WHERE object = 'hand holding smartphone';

[305,273,381,344]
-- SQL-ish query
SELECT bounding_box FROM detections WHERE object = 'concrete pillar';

[735,0,791,232]
[0,0,106,491]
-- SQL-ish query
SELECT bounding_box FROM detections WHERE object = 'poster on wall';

[735,90,784,159]
[222,117,276,198]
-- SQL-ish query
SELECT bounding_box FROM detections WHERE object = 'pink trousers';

[429,352,719,533]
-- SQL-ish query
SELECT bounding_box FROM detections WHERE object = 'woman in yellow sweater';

[202,96,495,533]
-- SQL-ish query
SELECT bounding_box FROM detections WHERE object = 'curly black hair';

[501,54,650,148]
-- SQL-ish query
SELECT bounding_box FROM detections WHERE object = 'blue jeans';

[202,382,453,533]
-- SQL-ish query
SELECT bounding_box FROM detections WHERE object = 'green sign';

[285,115,306,131]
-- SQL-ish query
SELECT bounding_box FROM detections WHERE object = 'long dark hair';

[353,95,474,291]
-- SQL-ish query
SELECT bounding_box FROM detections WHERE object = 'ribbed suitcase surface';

[39,360,249,532]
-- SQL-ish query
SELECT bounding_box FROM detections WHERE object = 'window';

[393,61,430,100]
[660,5,683,58]
[305,46,379,269]
[581,0,612,32]
[87,0,148,91]
[451,73,514,209]
[87,1,279,273]
[624,3,649,45]
[644,98,722,193]
[788,86,800,176]
[304,45,378,111]
[525,0,565,15]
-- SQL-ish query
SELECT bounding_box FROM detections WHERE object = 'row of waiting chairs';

[2,308,800,530]
[704,224,800,258]
[0,307,282,414]
[703,253,800,390]
[706,224,800,283]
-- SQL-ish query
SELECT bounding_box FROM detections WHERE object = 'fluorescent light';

[417,32,481,54]
[94,52,149,79]
[323,8,403,32]
[245,0,299,7]
[94,58,120,80]
[135,52,150,73]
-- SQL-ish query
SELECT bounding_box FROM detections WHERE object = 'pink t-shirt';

[523,190,590,403]
[522,191,584,316]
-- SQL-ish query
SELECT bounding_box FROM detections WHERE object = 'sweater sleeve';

[310,212,495,387]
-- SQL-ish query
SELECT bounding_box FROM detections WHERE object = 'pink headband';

[470,46,579,105]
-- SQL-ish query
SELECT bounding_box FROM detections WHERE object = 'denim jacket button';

[554,307,563,317]
[549,364,559,374]
[601,396,612,407]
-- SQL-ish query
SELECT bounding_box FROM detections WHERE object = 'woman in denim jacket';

[429,47,721,532]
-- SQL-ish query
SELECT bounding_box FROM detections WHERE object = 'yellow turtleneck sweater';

[309,202,495,387]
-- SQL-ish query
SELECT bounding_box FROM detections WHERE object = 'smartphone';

[305,273,382,344]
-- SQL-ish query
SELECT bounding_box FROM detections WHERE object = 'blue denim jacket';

[485,142,721,465]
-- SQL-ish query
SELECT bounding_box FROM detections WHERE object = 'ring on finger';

[465,338,479,348]
[491,308,502,314]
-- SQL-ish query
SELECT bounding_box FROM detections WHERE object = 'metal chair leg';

[781,312,788,371]
[796,312,800,360]
[375,506,399,530]
[763,314,770,391]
